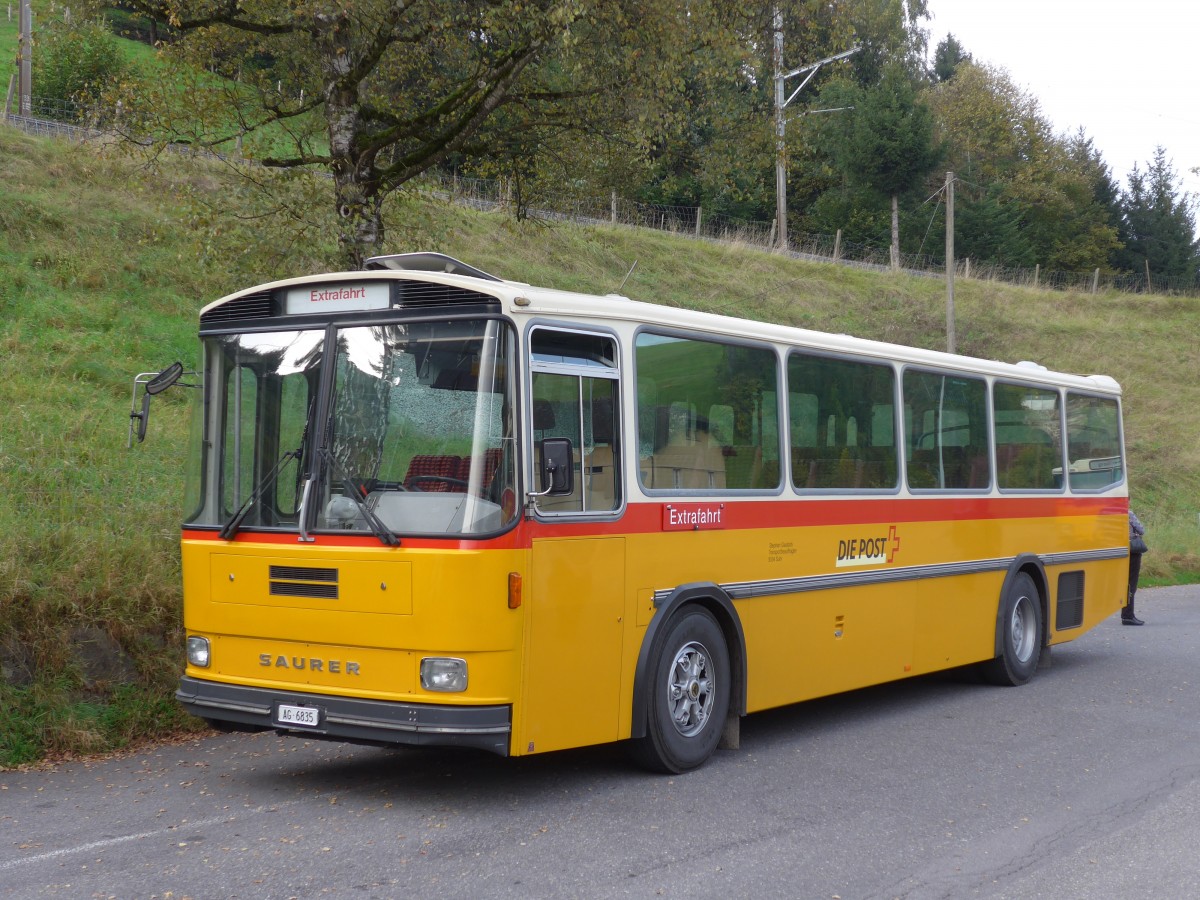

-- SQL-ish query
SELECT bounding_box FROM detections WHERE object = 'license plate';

[274,703,321,728]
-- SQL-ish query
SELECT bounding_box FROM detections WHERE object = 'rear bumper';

[177,675,511,755]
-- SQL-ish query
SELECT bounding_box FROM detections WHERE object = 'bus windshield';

[185,318,519,537]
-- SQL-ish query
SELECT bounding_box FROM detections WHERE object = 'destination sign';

[286,282,390,315]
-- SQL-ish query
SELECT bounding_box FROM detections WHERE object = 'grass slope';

[1,127,1197,766]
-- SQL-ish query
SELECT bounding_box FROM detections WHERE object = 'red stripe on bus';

[182,495,1125,550]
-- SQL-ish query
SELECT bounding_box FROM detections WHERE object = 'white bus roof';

[201,254,1121,395]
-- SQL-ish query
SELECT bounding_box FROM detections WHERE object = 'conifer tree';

[1116,148,1200,281]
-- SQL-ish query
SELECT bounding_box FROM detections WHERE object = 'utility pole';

[945,171,956,354]
[18,0,31,115]
[773,5,859,251]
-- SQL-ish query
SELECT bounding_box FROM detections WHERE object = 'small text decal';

[662,503,727,531]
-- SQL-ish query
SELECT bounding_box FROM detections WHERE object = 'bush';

[32,18,129,121]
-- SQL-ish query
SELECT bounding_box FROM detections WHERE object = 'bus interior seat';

[405,454,465,491]
[585,398,617,510]
[908,447,988,490]
[996,442,1057,489]
[644,423,727,490]
[723,444,764,489]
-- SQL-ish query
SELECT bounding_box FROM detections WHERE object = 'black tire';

[982,571,1044,686]
[631,606,730,774]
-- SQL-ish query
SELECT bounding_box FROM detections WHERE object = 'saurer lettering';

[259,654,361,675]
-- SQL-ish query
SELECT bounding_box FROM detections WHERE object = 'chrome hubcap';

[1011,595,1036,663]
[667,641,715,737]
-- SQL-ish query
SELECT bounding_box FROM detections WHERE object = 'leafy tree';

[33,17,131,121]
[637,0,931,229]
[931,32,970,83]
[1116,148,1200,281]
[925,62,1119,271]
[841,0,930,87]
[122,0,747,267]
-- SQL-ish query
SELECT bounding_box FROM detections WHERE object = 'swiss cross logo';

[836,525,901,568]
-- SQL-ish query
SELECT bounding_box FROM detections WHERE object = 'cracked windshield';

[322,319,518,536]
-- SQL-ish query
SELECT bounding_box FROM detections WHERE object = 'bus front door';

[520,536,627,755]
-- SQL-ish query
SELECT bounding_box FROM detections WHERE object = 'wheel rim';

[666,640,715,737]
[1010,594,1037,664]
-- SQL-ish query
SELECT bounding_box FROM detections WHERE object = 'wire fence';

[426,172,1200,297]
[5,100,1199,297]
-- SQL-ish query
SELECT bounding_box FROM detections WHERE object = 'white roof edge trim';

[198,268,527,318]
[1083,375,1122,392]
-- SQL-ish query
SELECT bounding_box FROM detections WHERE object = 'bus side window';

[1065,393,1123,490]
[529,328,621,514]
[635,332,779,492]
[994,383,1062,491]
[788,352,898,491]
[902,370,989,491]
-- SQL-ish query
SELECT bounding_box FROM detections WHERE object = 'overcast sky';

[926,0,1200,203]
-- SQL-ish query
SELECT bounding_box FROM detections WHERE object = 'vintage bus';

[147,252,1129,773]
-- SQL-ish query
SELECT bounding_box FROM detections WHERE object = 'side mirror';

[136,391,152,443]
[538,437,574,495]
[128,362,186,447]
[146,361,184,395]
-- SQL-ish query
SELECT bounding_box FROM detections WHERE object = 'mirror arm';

[526,461,560,502]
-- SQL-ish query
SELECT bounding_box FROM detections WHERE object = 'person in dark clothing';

[1123,509,1147,626]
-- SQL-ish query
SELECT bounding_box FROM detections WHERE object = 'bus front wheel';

[982,571,1044,686]
[631,606,730,774]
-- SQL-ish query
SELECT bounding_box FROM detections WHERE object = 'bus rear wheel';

[632,606,730,774]
[982,571,1044,686]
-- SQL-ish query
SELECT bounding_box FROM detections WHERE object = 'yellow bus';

[149,252,1128,772]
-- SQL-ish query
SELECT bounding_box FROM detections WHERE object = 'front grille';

[269,565,339,600]
[270,565,337,582]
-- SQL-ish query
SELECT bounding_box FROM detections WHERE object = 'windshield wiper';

[219,448,300,540]
[319,448,400,547]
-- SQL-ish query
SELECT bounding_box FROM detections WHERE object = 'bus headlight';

[421,657,467,692]
[186,636,211,668]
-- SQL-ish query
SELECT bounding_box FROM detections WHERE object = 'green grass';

[3,9,322,158]
[1,126,1198,767]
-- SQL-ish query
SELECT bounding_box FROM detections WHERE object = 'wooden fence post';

[833,229,842,262]
[1092,268,1100,295]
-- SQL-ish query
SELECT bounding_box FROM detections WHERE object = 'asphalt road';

[3,585,1199,899]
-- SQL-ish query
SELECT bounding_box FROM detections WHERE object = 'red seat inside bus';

[404,450,504,492]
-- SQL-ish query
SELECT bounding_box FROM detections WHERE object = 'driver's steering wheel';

[405,475,470,492]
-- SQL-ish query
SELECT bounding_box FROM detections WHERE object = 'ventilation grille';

[395,281,497,308]
[200,290,275,324]
[1056,571,1085,630]
[269,565,339,600]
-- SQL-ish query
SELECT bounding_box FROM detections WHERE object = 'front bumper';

[177,676,511,755]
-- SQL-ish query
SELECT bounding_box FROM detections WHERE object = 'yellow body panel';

[183,539,528,708]
[182,505,1127,755]
[517,537,626,754]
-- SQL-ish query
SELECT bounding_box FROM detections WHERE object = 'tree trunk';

[890,194,900,271]
[322,19,384,269]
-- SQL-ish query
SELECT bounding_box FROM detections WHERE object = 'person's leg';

[1123,552,1144,625]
